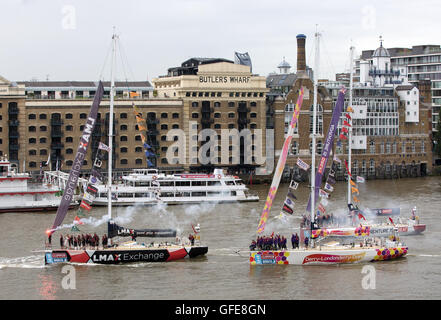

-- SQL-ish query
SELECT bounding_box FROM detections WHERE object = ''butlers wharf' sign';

[199,75,251,84]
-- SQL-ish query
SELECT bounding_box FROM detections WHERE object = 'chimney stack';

[296,34,307,73]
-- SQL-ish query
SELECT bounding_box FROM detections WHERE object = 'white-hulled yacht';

[92,168,259,206]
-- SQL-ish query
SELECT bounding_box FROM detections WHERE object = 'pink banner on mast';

[257,88,304,234]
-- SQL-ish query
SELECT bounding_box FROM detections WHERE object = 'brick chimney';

[296,34,307,73]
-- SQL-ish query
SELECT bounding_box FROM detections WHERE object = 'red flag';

[339,134,347,140]
[345,113,352,120]
[74,216,84,225]
[343,120,351,127]
[389,217,395,226]
[191,224,200,234]
[80,200,91,211]
[342,127,349,133]
[271,232,274,238]
[358,213,366,221]
[344,159,352,177]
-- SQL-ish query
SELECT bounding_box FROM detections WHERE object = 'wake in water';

[0,255,45,269]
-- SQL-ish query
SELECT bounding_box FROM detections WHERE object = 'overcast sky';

[1,0,440,82]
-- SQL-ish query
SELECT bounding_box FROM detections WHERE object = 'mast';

[311,29,320,229]
[347,44,354,210]
[108,29,117,221]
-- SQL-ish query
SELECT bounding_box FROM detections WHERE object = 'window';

[80,113,87,119]
[29,126,36,132]
[214,124,221,129]
[120,124,127,131]
[214,102,221,108]
[161,113,168,118]
[39,114,47,120]
[250,102,257,107]
[214,113,221,118]
[135,135,141,141]
[172,124,179,129]
[250,123,257,129]
[66,125,73,131]
[29,162,37,168]
[66,160,73,166]
[228,124,235,129]
[28,114,36,120]
[161,158,168,164]
[40,149,47,156]
[161,124,168,130]
[38,138,46,144]
[40,126,47,132]
[192,102,199,108]
[66,148,73,154]
[135,147,142,152]
[120,136,128,142]
[228,113,235,118]
[120,159,128,165]
[228,102,235,108]
[65,113,73,119]
[250,113,257,118]
[120,113,127,119]
[309,104,323,134]
[161,135,167,141]
[192,113,199,119]
[29,138,36,143]
[120,147,128,153]
[135,159,142,165]
[172,113,179,119]
[29,150,37,156]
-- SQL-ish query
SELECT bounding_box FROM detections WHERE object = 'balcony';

[8,131,19,138]
[237,118,250,125]
[237,106,250,113]
[51,130,64,138]
[50,143,65,150]
[8,108,19,115]
[201,118,214,124]
[50,119,64,126]
[369,69,400,77]
[201,106,214,113]
[8,120,20,126]
[9,144,20,151]
[147,118,159,125]
[147,129,159,136]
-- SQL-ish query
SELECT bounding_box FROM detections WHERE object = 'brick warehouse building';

[270,34,432,181]
[0,58,269,175]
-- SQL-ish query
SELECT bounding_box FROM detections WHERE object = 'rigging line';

[116,38,131,92]
[98,39,113,81]
[118,36,137,85]
[320,36,337,80]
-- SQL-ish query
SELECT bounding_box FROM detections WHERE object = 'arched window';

[80,113,87,119]
[29,138,36,143]
[40,126,47,132]
[120,147,128,153]
[135,159,142,165]
[65,113,73,119]
[172,124,179,129]
[66,160,73,166]
[28,114,36,120]
[120,159,128,165]
[135,135,141,141]
[66,148,73,154]
[66,125,73,131]
[40,149,47,155]
[214,102,221,108]
[172,113,179,119]
[29,162,37,168]
[214,124,221,129]
[214,113,221,118]
[250,102,257,107]
[161,124,168,130]
[192,102,199,108]
[228,113,235,118]
[120,136,128,142]
[250,113,257,118]
[369,159,375,175]
[39,114,47,120]
[161,113,168,118]
[40,137,47,143]
[120,124,127,131]
[161,158,168,164]
[228,102,235,108]
[192,113,199,119]
[135,147,142,152]
[29,126,36,132]
[28,150,37,156]
[66,137,73,143]
[120,113,127,119]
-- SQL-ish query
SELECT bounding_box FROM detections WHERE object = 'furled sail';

[48,82,104,235]
[108,221,177,238]
[306,87,346,213]
[256,88,304,234]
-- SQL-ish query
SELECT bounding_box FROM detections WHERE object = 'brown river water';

[0,176,440,300]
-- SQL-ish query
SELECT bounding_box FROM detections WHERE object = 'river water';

[0,176,440,300]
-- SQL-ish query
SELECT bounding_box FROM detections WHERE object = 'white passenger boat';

[0,156,76,213]
[92,168,259,206]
